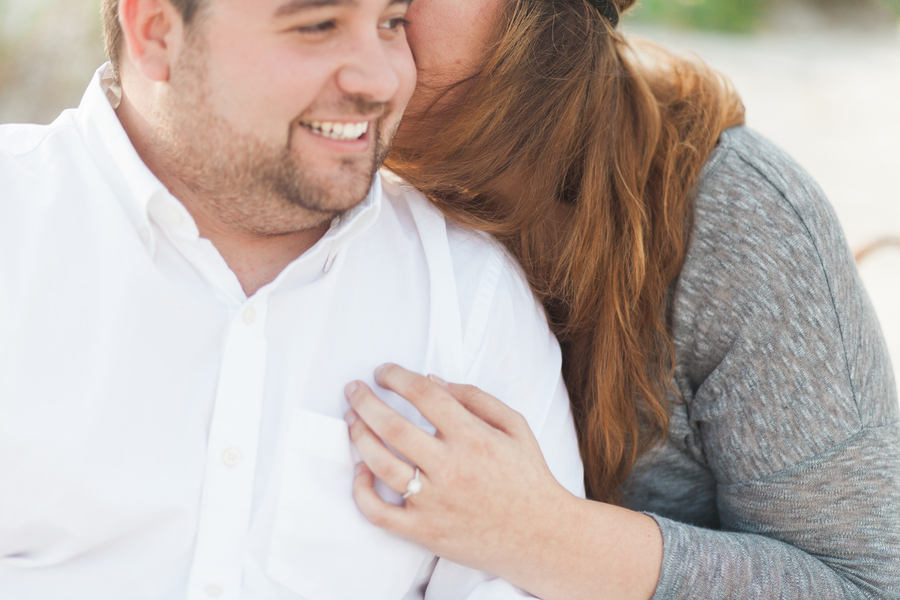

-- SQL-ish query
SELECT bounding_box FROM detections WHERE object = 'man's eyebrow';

[274,0,411,17]
[274,0,356,17]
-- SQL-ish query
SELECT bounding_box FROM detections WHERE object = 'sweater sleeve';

[645,128,900,599]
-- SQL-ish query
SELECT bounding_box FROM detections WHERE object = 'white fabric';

[0,64,584,600]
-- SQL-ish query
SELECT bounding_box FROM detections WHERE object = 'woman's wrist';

[499,485,583,590]
[500,493,663,600]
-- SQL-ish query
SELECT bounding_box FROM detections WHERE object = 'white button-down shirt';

[0,65,583,600]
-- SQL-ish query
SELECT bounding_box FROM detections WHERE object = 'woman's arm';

[346,129,900,600]
[629,128,900,599]
[345,364,662,600]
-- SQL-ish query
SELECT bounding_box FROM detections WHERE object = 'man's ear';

[118,0,186,82]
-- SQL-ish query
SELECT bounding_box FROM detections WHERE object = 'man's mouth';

[300,121,369,141]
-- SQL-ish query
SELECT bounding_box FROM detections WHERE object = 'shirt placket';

[186,295,270,600]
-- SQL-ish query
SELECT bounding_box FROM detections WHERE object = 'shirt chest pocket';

[267,408,432,600]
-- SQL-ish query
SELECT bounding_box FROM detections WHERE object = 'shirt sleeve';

[646,129,900,599]
[424,236,585,600]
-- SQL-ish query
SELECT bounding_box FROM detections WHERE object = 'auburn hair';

[387,0,745,502]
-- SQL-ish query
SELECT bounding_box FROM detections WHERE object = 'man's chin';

[282,163,378,214]
[283,124,392,213]
[295,152,378,205]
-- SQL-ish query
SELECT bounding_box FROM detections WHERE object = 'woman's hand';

[343,363,579,586]
[344,364,662,600]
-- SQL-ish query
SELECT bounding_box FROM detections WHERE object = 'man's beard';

[157,33,396,237]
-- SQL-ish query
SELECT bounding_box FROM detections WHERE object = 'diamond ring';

[402,467,422,499]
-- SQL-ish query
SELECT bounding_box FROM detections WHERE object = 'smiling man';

[0,0,583,598]
[111,0,414,295]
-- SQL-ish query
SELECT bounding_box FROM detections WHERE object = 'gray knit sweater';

[619,127,900,599]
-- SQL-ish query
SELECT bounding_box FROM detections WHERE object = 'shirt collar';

[74,64,170,247]
[72,63,383,271]
[320,172,382,273]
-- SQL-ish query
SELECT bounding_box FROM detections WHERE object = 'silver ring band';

[402,467,422,499]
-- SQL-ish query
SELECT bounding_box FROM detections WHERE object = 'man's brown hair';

[101,0,205,81]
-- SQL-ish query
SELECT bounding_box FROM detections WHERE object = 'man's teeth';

[303,121,369,140]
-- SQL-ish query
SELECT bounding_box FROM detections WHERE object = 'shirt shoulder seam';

[461,247,507,370]
[717,421,899,489]
[721,147,862,423]
[693,128,735,190]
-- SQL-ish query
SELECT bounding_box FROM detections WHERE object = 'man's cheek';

[394,50,418,114]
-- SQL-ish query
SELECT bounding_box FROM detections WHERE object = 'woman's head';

[400,0,508,121]
[389,0,744,502]
[398,0,629,144]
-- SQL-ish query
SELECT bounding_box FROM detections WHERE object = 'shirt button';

[204,584,223,597]
[222,448,242,467]
[243,306,257,325]
[140,228,151,243]
[165,206,183,225]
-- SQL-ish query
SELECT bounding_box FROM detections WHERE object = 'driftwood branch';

[855,237,900,263]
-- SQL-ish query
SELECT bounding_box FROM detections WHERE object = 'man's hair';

[101,0,205,81]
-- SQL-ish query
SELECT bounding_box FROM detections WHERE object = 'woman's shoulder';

[692,126,843,251]
[680,125,854,315]
[672,126,897,452]
[701,126,814,191]
[680,127,841,305]
[675,127,852,361]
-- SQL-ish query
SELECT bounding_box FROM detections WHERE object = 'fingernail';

[374,363,390,380]
[355,462,366,475]
[344,382,358,398]
[429,373,449,387]
[344,410,358,426]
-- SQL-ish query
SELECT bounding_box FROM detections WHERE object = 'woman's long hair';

[387,0,745,502]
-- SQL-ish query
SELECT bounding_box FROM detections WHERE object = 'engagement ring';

[402,467,422,499]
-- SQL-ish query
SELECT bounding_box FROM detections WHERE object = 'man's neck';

[183,198,331,297]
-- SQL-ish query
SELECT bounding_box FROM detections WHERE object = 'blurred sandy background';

[1,0,898,393]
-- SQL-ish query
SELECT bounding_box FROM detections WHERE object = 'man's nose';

[336,32,402,103]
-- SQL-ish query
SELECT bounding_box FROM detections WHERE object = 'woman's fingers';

[352,463,412,535]
[349,365,574,579]
[345,409,419,495]
[442,381,531,437]
[344,380,442,470]
[374,364,486,434]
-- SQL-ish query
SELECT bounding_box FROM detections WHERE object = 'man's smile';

[299,120,370,141]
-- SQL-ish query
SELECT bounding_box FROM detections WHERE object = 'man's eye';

[296,20,336,34]
[378,17,409,31]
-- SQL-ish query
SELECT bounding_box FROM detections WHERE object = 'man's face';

[160,0,416,235]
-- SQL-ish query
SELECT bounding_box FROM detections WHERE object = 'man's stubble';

[156,29,397,238]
